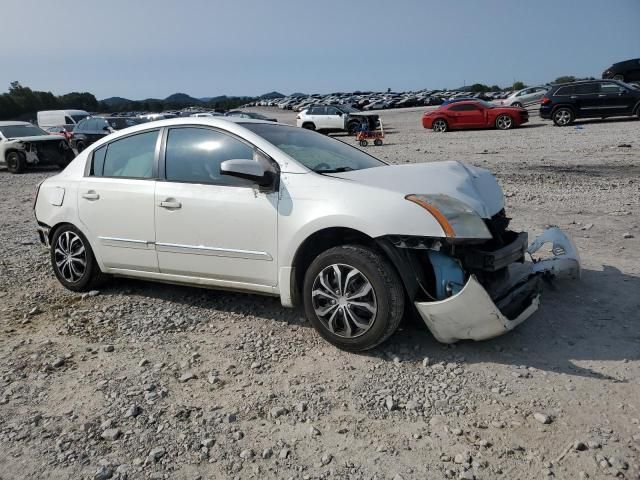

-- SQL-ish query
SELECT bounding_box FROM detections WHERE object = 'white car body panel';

[154,181,278,286]
[34,117,580,345]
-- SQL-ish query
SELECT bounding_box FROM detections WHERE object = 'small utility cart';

[356,118,384,146]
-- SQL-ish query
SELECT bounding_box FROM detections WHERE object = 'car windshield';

[242,123,386,173]
[0,124,49,138]
[473,100,495,108]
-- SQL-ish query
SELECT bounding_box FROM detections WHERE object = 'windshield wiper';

[315,166,355,174]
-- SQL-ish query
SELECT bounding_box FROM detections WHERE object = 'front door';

[154,126,278,287]
[77,129,160,271]
[598,82,635,116]
[325,106,346,130]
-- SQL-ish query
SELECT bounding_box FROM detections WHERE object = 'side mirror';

[103,126,111,132]
[220,159,274,187]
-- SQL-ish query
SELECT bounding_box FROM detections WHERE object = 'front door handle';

[81,191,99,200]
[598,94,606,97]
[159,200,182,209]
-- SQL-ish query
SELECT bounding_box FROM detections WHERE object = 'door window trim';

[83,128,162,180]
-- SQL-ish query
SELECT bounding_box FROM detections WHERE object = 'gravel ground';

[1,107,639,480]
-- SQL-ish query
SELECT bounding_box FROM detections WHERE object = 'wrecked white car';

[33,118,579,351]
[0,121,74,173]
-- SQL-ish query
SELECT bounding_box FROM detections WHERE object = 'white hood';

[331,161,504,219]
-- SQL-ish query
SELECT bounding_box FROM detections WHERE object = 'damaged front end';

[7,137,74,168]
[379,212,580,343]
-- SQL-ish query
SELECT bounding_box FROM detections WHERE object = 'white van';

[37,110,90,130]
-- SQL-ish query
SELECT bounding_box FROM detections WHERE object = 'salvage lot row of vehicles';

[423,80,640,132]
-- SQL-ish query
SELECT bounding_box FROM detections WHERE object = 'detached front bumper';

[415,227,580,343]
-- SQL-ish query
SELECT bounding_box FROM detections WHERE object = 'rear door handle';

[159,200,182,209]
[81,191,99,200]
[598,94,606,97]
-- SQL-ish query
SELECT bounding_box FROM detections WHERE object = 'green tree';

[512,81,526,90]
[553,75,576,84]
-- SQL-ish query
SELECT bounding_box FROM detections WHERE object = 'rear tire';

[359,140,368,147]
[6,151,26,174]
[303,245,405,351]
[374,139,383,146]
[301,123,316,131]
[552,107,575,126]
[50,224,106,292]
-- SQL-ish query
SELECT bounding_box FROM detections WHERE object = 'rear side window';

[164,127,255,186]
[450,104,478,111]
[92,130,158,179]
[575,83,598,94]
[555,85,576,96]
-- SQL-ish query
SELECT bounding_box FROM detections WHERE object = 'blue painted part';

[427,250,466,300]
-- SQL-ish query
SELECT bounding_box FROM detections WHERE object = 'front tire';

[6,151,26,174]
[495,114,513,130]
[303,245,405,351]
[75,141,86,152]
[432,119,448,132]
[552,107,575,126]
[301,123,316,131]
[50,225,105,292]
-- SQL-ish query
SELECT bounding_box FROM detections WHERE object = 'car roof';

[0,121,33,127]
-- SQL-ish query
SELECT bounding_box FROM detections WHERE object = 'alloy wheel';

[54,231,87,283]
[496,115,513,130]
[311,263,377,338]
[554,110,572,126]
[433,120,447,132]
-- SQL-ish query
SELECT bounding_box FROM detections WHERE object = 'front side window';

[575,83,598,95]
[450,104,478,111]
[94,130,158,178]
[600,82,623,94]
[165,127,255,186]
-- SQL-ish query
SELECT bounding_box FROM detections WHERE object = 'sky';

[1,0,638,100]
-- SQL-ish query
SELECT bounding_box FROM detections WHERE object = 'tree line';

[0,81,256,121]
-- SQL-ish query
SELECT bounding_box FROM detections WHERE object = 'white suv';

[502,86,550,107]
[296,105,377,135]
[34,118,579,351]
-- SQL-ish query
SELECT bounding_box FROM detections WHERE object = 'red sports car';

[422,100,528,132]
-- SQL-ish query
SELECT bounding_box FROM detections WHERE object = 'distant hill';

[101,96,132,106]
[260,91,285,99]
[164,93,204,105]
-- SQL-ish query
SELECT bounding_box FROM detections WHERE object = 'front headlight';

[405,193,492,239]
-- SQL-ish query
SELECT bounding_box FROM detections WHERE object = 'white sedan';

[34,117,579,351]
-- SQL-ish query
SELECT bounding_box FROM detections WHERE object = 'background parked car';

[602,58,640,82]
[71,117,144,152]
[501,86,550,107]
[540,80,640,126]
[297,105,379,134]
[422,100,528,132]
[37,109,89,132]
[0,121,74,173]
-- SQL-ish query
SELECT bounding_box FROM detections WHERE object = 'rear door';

[77,129,160,272]
[573,83,600,116]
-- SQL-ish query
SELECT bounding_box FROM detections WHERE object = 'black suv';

[602,58,640,83]
[540,80,640,126]
[71,117,143,152]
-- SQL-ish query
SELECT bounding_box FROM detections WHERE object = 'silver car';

[502,86,550,107]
